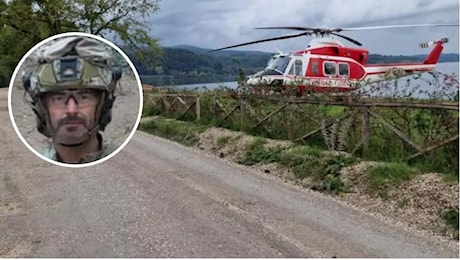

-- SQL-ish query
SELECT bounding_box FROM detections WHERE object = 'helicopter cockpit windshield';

[266,55,290,74]
[253,54,291,77]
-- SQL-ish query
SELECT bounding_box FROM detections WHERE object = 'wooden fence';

[144,92,459,161]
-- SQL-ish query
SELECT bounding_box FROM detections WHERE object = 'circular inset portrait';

[8,32,143,167]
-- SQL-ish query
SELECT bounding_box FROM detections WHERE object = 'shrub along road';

[0,88,457,257]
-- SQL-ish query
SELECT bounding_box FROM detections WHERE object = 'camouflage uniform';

[42,134,118,163]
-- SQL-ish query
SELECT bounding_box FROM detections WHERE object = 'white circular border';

[8,32,144,168]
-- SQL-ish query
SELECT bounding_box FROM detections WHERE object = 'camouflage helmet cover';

[24,35,121,137]
[28,36,114,94]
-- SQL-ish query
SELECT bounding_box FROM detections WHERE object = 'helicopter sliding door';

[303,57,362,91]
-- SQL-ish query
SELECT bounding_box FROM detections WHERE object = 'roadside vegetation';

[140,113,458,239]
[139,118,209,147]
[142,80,459,179]
[140,75,459,239]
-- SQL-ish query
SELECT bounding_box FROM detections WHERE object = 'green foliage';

[240,139,354,195]
[279,147,356,194]
[138,118,209,147]
[325,155,358,176]
[142,99,161,117]
[143,88,459,178]
[367,163,418,198]
[409,142,459,182]
[323,174,348,195]
[217,136,232,147]
[325,106,345,117]
[0,0,161,87]
[367,54,423,64]
[240,138,283,166]
[280,146,323,179]
[442,208,459,239]
[134,47,271,86]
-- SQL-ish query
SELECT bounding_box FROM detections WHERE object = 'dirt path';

[0,88,458,257]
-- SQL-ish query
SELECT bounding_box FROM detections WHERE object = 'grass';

[142,88,459,179]
[229,136,356,195]
[139,105,459,240]
[239,138,284,166]
[142,97,161,117]
[442,208,459,240]
[279,146,357,194]
[138,118,210,146]
[216,135,232,147]
[366,162,418,198]
[324,106,346,117]
[138,113,447,200]
[279,146,324,179]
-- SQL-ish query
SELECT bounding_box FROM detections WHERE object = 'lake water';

[173,62,459,99]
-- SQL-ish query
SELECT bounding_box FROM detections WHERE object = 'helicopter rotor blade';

[209,31,311,52]
[330,32,362,46]
[340,23,459,31]
[210,23,459,52]
[255,26,316,31]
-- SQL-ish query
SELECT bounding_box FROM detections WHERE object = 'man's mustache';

[57,116,87,128]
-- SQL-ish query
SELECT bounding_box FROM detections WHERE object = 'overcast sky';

[148,0,459,56]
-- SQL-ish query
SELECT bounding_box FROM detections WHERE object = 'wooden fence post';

[196,96,200,121]
[239,97,244,129]
[362,107,370,150]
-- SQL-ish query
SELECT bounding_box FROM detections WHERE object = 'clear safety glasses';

[44,89,101,109]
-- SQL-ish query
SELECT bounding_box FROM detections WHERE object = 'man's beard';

[52,115,97,145]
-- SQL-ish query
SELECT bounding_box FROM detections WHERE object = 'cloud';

[150,0,459,55]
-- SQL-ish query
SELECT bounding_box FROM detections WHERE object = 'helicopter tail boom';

[422,38,448,65]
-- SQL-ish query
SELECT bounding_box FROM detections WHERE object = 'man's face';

[44,89,102,145]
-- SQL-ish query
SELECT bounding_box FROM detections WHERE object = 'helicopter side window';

[312,62,319,75]
[323,62,336,76]
[294,60,303,76]
[338,63,349,77]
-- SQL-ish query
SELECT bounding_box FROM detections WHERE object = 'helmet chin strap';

[54,124,100,146]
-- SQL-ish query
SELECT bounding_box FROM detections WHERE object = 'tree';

[0,0,162,87]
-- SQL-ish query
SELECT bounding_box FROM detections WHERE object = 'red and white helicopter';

[212,24,458,93]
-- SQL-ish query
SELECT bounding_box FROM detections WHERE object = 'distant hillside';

[172,45,458,64]
[173,44,271,56]
[128,45,458,86]
[413,53,459,63]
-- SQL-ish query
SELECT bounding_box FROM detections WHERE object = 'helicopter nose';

[246,76,256,85]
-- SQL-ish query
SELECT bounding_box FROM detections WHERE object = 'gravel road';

[0,88,458,257]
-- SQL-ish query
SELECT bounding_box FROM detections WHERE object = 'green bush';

[279,146,323,179]
[143,88,459,178]
[323,174,348,195]
[442,208,459,240]
[217,135,232,147]
[325,155,358,176]
[240,138,283,166]
[142,96,161,117]
[279,147,356,194]
[367,163,418,198]
[139,118,209,146]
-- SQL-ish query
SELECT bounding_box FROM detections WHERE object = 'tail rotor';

[419,37,449,48]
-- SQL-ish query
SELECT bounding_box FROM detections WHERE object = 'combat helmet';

[23,36,122,138]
